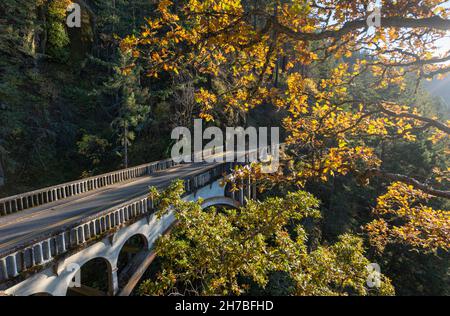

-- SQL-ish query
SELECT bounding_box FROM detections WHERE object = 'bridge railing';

[0,163,234,283]
[0,142,283,217]
[0,158,181,217]
[0,144,284,283]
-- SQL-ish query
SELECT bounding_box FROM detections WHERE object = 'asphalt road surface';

[0,162,215,254]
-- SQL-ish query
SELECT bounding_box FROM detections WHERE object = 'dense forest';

[0,0,449,296]
[0,0,176,195]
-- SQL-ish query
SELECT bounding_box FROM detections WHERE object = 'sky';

[436,34,450,59]
[436,2,450,56]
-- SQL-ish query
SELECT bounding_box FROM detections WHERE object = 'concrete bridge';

[0,148,270,296]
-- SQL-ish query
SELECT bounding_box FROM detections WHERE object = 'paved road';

[0,162,216,254]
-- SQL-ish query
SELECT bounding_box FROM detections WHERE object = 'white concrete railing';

[0,142,283,217]
[0,144,283,283]
[0,163,233,283]
[0,158,180,217]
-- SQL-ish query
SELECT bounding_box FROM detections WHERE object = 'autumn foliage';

[123,1,449,252]
[139,181,395,296]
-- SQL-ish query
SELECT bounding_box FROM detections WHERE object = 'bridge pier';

[110,266,119,296]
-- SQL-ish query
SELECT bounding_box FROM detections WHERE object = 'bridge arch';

[66,257,114,296]
[116,234,148,291]
[201,197,240,210]
[117,234,148,254]
[29,292,53,296]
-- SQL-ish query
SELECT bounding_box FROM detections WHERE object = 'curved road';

[0,162,216,254]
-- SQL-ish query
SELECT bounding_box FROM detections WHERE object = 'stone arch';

[116,234,149,256]
[116,234,149,291]
[29,292,53,296]
[66,257,114,296]
[201,197,240,210]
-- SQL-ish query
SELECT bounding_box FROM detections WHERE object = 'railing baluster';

[10,254,19,278]
[0,258,8,281]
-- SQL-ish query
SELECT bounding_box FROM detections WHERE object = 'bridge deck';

[0,162,214,254]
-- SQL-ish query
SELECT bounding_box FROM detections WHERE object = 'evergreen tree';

[104,49,150,168]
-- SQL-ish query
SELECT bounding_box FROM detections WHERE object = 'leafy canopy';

[122,0,450,252]
[139,180,394,296]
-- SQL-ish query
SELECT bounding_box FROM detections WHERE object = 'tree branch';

[365,169,450,199]
[269,15,450,41]
[379,103,450,134]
